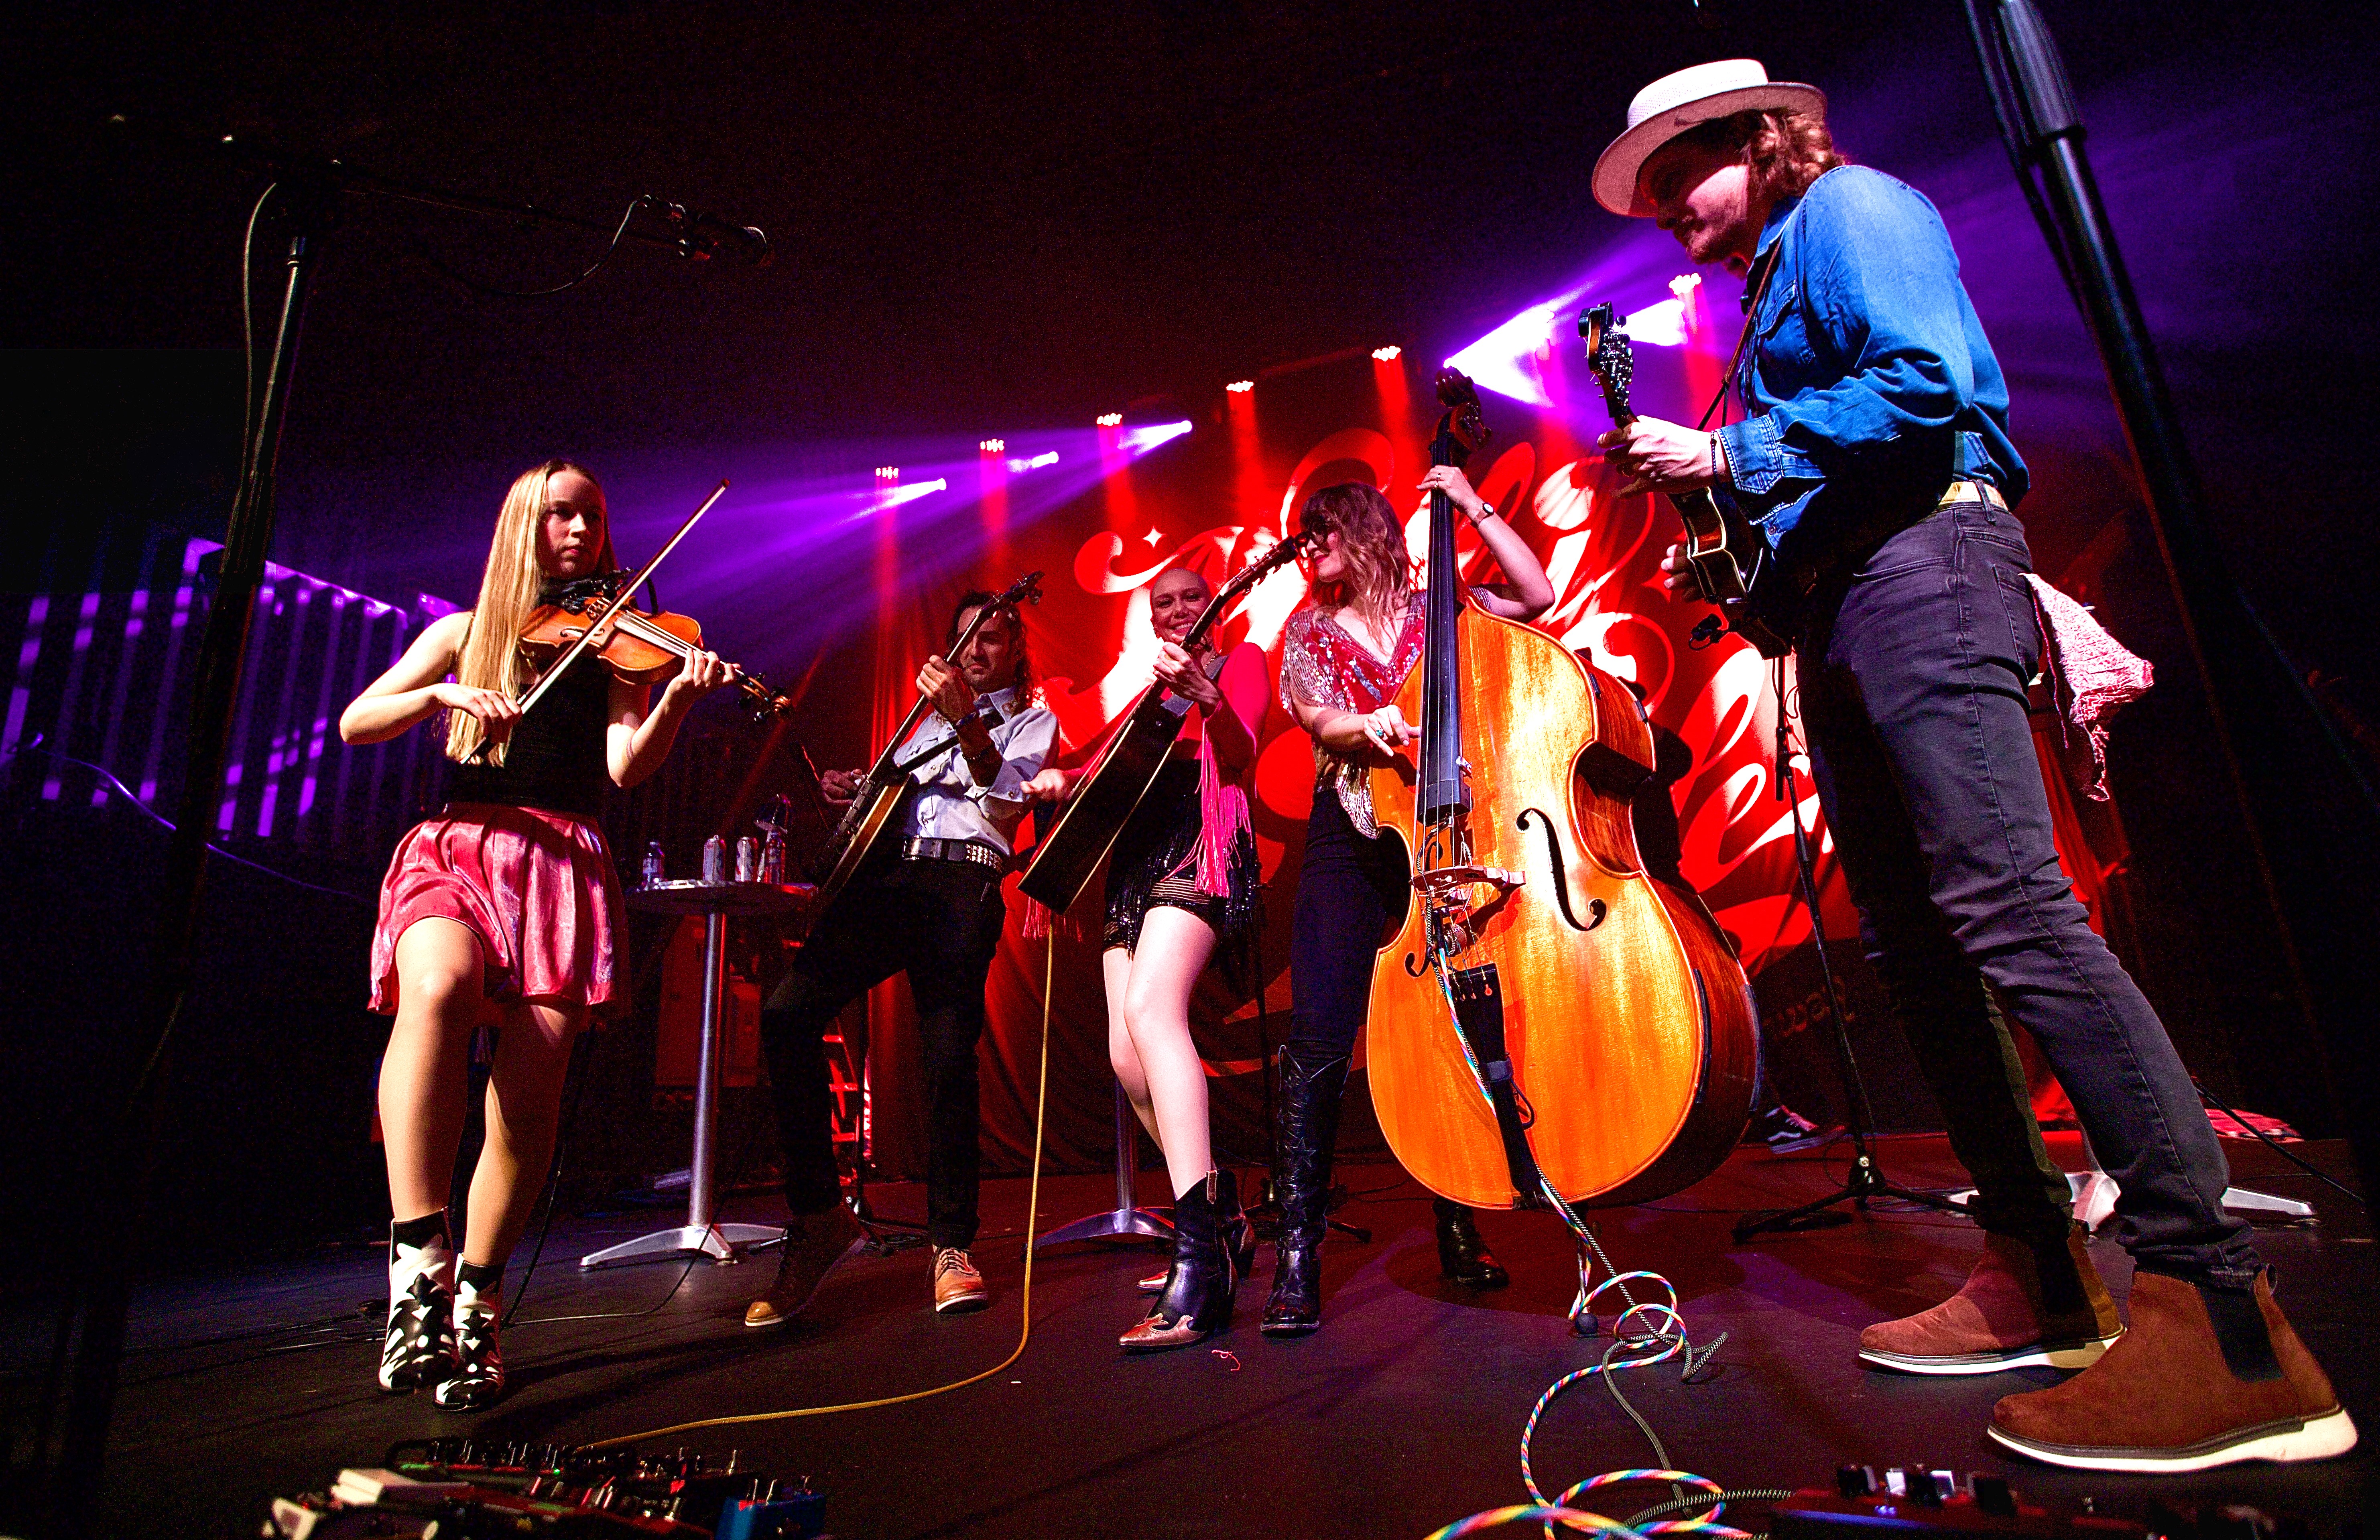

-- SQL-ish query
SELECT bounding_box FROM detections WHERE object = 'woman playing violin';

[1266,471,1554,1335]
[1023,564,1269,1351]
[338,459,733,1410]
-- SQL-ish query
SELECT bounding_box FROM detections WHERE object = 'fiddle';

[518,574,795,719]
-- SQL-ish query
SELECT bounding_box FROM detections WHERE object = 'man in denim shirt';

[1595,61,2352,1472]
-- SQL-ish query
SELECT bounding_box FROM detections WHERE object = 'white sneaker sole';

[1858,1331,2120,1375]
[1988,1405,2358,1472]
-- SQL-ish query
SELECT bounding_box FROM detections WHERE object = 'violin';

[518,575,795,720]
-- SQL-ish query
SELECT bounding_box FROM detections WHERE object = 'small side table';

[580,879,816,1269]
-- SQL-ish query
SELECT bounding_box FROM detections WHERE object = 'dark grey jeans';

[1796,494,2258,1287]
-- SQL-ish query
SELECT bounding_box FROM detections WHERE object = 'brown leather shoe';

[1859,1225,2121,1374]
[1990,1270,2357,1472]
[743,1206,865,1329]
[931,1247,991,1314]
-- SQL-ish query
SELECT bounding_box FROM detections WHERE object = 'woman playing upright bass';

[1266,472,1554,1335]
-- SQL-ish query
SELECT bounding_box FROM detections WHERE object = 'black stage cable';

[2,740,372,904]
[384,194,655,300]
[2194,1080,2364,1209]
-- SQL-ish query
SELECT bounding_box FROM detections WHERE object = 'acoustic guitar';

[803,570,1044,932]
[1019,532,1311,912]
[1579,302,1788,658]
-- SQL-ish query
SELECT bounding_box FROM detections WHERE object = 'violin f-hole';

[1516,808,1600,932]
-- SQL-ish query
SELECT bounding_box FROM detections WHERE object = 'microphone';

[652,200,771,267]
[689,210,771,268]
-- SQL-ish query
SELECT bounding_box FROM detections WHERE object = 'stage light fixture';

[1371,345,1401,362]
[1225,380,1254,394]
[1669,273,1701,299]
[874,465,899,481]
[1004,451,1060,473]
[980,438,1005,453]
[1095,412,1123,427]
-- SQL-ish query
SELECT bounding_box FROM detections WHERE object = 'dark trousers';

[760,857,1007,1251]
[1284,785,1409,1061]
[1797,494,2257,1286]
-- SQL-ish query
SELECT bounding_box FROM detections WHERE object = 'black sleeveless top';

[447,648,612,821]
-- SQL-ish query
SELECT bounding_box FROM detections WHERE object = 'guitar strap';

[1693,240,1784,432]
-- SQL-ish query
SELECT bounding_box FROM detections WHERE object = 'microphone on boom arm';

[654,201,772,267]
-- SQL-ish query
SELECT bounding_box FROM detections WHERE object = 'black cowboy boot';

[1121,1172,1234,1351]
[1262,1042,1348,1337]
[1433,1197,1510,1289]
[1138,1169,1253,1294]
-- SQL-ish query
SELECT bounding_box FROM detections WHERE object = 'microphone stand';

[39,124,766,1539]
[1733,657,1963,1242]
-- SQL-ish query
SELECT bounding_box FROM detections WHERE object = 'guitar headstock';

[1433,368,1492,466]
[1181,532,1315,652]
[1577,303,1635,424]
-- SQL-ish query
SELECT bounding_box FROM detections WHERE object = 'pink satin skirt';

[368,802,625,1017]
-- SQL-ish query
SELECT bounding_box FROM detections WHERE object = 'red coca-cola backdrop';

[849,303,1884,1183]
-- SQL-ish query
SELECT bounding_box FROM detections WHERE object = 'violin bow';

[463,476,731,763]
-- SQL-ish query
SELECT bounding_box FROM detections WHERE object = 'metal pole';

[47,203,323,1536]
[690,911,726,1235]
[1112,1083,1138,1215]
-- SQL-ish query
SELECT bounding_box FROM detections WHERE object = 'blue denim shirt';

[1714,166,2028,571]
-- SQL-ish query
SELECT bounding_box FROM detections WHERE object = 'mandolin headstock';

[1577,303,1636,425]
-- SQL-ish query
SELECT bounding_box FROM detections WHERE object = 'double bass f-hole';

[1515,808,1604,932]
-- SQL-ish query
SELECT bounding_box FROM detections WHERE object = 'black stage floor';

[49,1134,2376,1538]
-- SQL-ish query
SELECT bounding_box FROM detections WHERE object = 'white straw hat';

[1592,59,1826,217]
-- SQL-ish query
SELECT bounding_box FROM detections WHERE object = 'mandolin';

[1019,532,1312,913]
[1361,370,1758,1211]
[802,570,1044,933]
[1579,302,1787,659]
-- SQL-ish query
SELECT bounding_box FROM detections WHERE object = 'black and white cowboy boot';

[378,1215,457,1394]
[433,1272,505,1411]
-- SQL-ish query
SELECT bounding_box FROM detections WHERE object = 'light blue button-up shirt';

[1715,165,2029,571]
[896,685,1056,855]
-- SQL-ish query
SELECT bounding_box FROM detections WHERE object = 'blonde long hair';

[1297,482,1413,630]
[444,459,614,764]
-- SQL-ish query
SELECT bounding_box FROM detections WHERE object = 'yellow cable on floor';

[583,931,1057,1449]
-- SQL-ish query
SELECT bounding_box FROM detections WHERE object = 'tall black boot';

[1122,1172,1233,1351]
[1262,1042,1348,1337]
[1216,1167,1257,1280]
[1433,1197,1510,1289]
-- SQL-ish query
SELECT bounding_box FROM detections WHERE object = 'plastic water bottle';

[701,834,728,884]
[641,842,665,889]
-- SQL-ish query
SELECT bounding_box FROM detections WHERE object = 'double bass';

[1362,372,1757,1211]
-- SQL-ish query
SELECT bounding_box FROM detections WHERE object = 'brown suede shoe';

[743,1206,865,1329]
[932,1247,991,1314]
[1989,1270,2357,1472]
[1859,1225,2121,1374]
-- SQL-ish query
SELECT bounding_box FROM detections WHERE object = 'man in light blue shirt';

[750,591,1053,1326]
[1597,59,2350,1473]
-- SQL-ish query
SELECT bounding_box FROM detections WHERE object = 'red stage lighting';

[1225,380,1254,394]
[875,465,899,482]
[980,438,1005,453]
[1370,345,1401,362]
[1095,412,1123,428]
